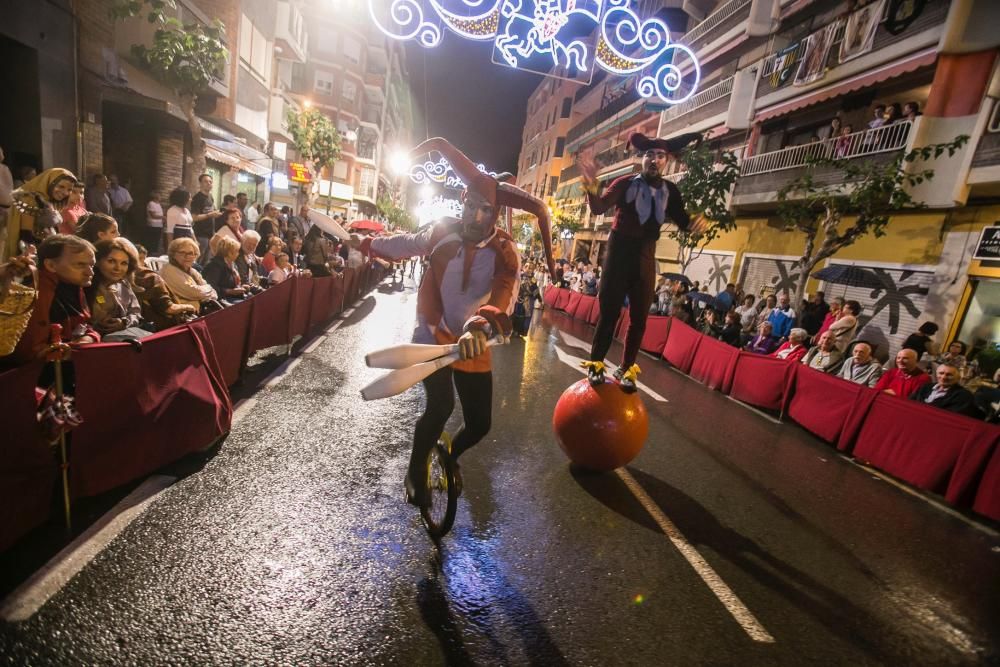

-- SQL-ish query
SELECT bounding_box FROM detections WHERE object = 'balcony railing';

[560,162,581,182]
[741,121,912,177]
[566,88,641,145]
[684,0,752,46]
[661,75,734,123]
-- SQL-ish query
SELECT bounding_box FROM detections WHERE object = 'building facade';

[0,0,415,239]
[522,0,1000,360]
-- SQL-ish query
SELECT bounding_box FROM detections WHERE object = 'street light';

[389,148,410,175]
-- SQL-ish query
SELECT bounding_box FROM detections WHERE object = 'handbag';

[0,265,38,357]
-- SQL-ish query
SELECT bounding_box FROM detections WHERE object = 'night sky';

[405,38,543,174]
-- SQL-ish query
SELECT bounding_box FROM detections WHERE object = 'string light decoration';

[368,0,700,104]
[409,156,499,189]
[415,195,465,225]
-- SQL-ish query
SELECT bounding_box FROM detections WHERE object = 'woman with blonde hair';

[202,235,248,304]
[161,237,218,310]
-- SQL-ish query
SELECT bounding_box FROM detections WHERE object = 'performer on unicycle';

[352,138,555,507]
[579,132,705,392]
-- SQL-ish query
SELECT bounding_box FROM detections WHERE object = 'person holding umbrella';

[578,131,705,391]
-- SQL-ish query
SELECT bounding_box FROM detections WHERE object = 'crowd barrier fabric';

[972,446,1000,521]
[0,362,54,552]
[565,291,583,319]
[248,278,294,353]
[662,319,701,373]
[543,285,560,308]
[638,316,671,355]
[202,302,252,386]
[852,394,998,496]
[572,294,596,321]
[688,334,739,393]
[290,276,314,339]
[728,353,795,411]
[587,297,601,325]
[787,364,876,448]
[69,321,232,499]
[309,276,335,329]
[553,288,571,311]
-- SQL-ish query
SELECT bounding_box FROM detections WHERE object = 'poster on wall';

[794,21,839,86]
[973,225,1000,261]
[840,0,886,63]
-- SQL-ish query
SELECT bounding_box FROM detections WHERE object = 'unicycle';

[419,432,459,540]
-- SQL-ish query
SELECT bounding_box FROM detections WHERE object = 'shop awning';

[204,138,272,177]
[754,47,938,123]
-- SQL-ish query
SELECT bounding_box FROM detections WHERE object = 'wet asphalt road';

[1,275,999,666]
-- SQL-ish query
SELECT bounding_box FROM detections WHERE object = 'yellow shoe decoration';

[580,360,606,373]
[581,360,606,386]
[622,364,641,384]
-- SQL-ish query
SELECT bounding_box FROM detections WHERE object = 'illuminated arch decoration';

[415,195,466,225]
[408,156,499,189]
[368,0,700,104]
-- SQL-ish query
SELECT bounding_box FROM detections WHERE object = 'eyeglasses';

[175,251,198,257]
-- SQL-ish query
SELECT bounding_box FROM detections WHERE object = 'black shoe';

[582,360,606,387]
[616,364,640,393]
[404,471,430,508]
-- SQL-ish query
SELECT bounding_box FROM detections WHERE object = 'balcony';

[734,121,912,205]
[267,93,298,140]
[275,1,308,63]
[659,75,733,130]
[683,0,752,48]
[559,162,581,183]
[566,88,642,147]
[361,103,382,128]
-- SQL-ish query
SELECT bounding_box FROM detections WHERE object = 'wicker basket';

[0,280,37,357]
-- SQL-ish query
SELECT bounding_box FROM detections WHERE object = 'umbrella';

[350,219,385,233]
[811,265,882,289]
[687,292,716,306]
[660,272,691,285]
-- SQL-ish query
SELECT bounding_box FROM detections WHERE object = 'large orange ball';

[552,378,649,471]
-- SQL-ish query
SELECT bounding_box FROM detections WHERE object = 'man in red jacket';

[579,131,704,391]
[873,348,930,397]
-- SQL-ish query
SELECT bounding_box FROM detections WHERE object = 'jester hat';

[410,137,556,278]
[629,131,702,155]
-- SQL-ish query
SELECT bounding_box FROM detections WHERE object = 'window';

[342,80,357,102]
[554,137,565,158]
[561,97,572,118]
[549,176,558,196]
[239,15,253,64]
[333,160,349,180]
[239,15,271,82]
[314,70,334,96]
[343,36,362,65]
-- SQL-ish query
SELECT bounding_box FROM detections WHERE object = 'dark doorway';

[0,34,42,178]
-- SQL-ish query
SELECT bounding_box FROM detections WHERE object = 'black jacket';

[202,256,241,298]
[909,383,981,418]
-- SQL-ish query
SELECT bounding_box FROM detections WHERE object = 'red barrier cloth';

[565,291,583,318]
[248,278,293,353]
[662,319,702,373]
[553,288,571,311]
[571,294,596,321]
[587,297,601,325]
[971,442,1000,521]
[852,395,994,495]
[342,268,356,308]
[689,334,739,392]
[202,301,252,386]
[638,316,671,354]
[69,322,232,498]
[0,361,55,552]
[787,365,876,446]
[543,286,560,307]
[309,276,334,329]
[729,353,795,411]
[331,273,345,316]
[289,276,313,339]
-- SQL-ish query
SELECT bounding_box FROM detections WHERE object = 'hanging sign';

[973,225,1000,261]
[288,162,311,183]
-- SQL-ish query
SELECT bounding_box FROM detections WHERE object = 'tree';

[776,135,969,308]
[111,0,229,190]
[377,193,415,232]
[286,108,342,206]
[668,141,740,274]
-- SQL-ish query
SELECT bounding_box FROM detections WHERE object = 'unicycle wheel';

[420,433,458,539]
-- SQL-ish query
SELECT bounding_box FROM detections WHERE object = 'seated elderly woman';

[131,243,197,330]
[745,321,779,355]
[772,328,810,363]
[87,237,152,342]
[202,235,249,304]
[235,229,265,292]
[160,237,219,311]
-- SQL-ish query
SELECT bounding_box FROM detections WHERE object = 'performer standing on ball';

[579,132,705,392]
[352,137,555,507]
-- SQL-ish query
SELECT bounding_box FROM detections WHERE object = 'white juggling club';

[360,339,500,401]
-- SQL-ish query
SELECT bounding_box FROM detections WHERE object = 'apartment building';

[532,0,999,357]
[285,0,415,219]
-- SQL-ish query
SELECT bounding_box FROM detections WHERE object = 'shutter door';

[737,256,802,299]
[823,265,933,359]
[685,251,736,294]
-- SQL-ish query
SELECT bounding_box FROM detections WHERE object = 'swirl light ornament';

[409,157,498,189]
[367,0,700,105]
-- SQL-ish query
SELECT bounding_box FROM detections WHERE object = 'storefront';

[204,138,272,211]
[952,224,1000,375]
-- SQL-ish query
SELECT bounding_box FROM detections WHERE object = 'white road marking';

[615,468,775,643]
[0,475,176,623]
[724,394,784,425]
[302,334,327,354]
[553,342,668,403]
[232,397,258,424]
